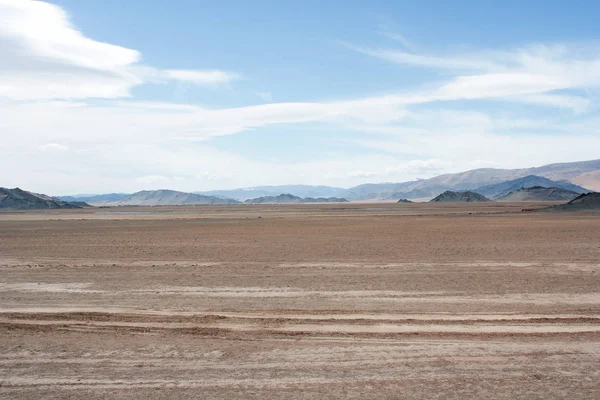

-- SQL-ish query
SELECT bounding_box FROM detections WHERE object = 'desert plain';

[1,202,600,399]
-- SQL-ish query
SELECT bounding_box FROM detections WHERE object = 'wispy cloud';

[376,28,415,51]
[345,39,600,112]
[345,43,497,71]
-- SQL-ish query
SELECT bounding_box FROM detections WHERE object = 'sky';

[1,0,600,195]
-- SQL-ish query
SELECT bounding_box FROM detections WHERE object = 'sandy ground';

[1,203,599,399]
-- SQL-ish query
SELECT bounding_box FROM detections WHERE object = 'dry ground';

[1,202,599,399]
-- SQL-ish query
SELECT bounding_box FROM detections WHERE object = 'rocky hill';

[245,194,348,204]
[430,191,491,203]
[0,187,88,210]
[546,192,600,211]
[106,190,240,206]
[498,187,579,202]
[473,175,587,200]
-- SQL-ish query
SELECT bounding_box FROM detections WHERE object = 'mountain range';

[346,159,600,200]
[195,158,600,202]
[49,158,600,205]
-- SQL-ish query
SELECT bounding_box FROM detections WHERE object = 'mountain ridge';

[55,158,600,202]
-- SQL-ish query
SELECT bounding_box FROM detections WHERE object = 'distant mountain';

[545,192,600,211]
[57,193,128,205]
[397,199,413,203]
[498,187,580,202]
[344,182,416,201]
[472,175,587,200]
[106,190,240,206]
[430,191,491,203]
[303,197,349,203]
[348,159,599,200]
[0,187,88,210]
[198,185,347,201]
[524,159,600,191]
[244,193,348,204]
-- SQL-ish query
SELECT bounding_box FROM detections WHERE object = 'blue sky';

[1,0,600,194]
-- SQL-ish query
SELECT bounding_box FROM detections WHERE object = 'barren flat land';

[1,202,600,399]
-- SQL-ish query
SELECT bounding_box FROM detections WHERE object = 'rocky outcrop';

[498,187,579,201]
[430,191,491,203]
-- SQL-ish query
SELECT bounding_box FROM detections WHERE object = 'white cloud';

[163,69,238,85]
[0,97,411,147]
[0,0,236,100]
[39,143,69,152]
[0,0,140,69]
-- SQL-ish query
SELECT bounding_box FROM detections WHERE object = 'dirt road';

[1,203,599,398]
